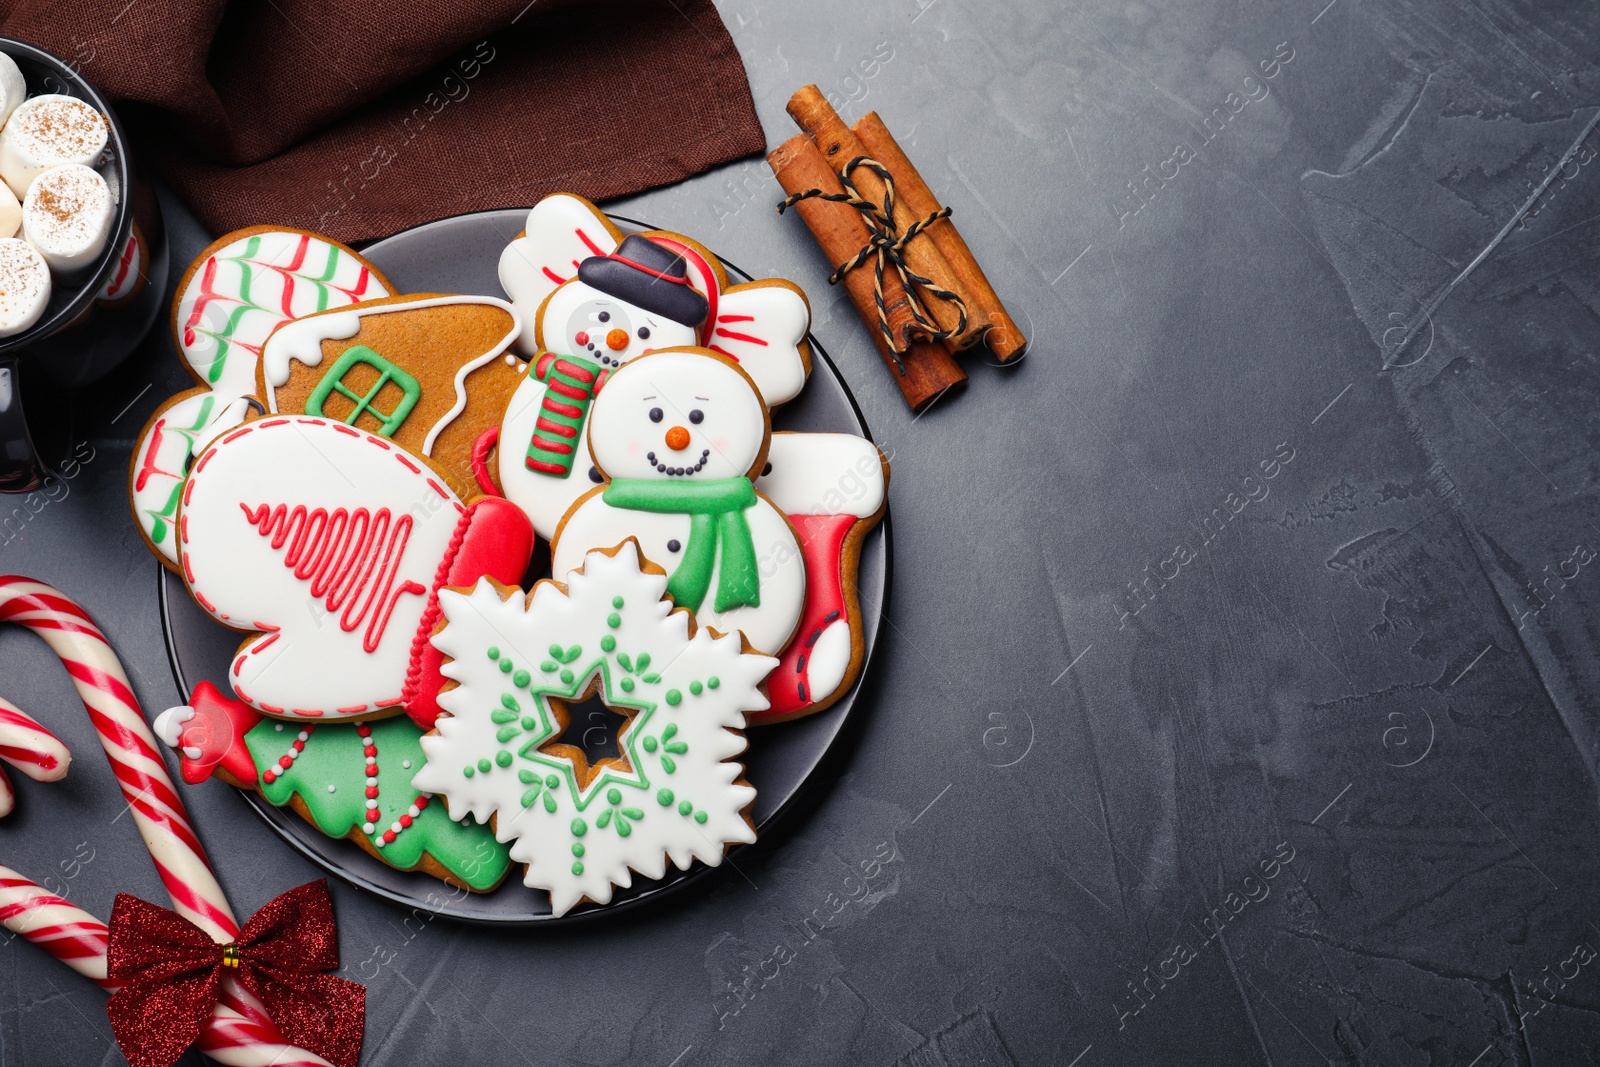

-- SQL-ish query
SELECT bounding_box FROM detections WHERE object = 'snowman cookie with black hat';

[550,347,806,657]
[494,193,814,541]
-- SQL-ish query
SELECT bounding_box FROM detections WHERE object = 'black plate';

[160,209,889,923]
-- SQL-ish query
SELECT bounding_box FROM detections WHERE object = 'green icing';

[246,717,510,891]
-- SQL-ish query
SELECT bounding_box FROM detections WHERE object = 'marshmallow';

[22,164,112,272]
[0,94,108,198]
[0,239,50,337]
[0,54,25,130]
[0,181,19,239]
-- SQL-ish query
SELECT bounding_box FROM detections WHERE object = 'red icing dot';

[364,746,377,758]
[356,725,371,737]
[382,830,396,843]
[262,770,276,783]
[399,814,413,828]
[574,330,589,347]
[292,740,305,752]
[368,764,378,777]
[278,755,293,769]
[366,786,379,799]
[415,796,429,810]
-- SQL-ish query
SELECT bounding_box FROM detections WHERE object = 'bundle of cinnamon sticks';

[769,85,1025,412]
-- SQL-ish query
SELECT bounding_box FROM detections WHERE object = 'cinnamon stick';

[853,112,1028,363]
[768,133,966,412]
[785,86,987,351]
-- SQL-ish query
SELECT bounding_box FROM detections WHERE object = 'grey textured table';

[3,1,1597,1064]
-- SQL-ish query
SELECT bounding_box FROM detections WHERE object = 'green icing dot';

[520,786,541,808]
[463,765,476,779]
[606,787,622,805]
[541,661,559,673]
[519,769,538,784]
[495,750,513,768]
[665,689,682,706]
[560,668,574,685]
[612,595,624,609]
[636,653,652,672]
[546,775,559,788]
[543,792,558,813]
[596,808,612,829]
[620,677,635,693]
[607,612,622,629]
[642,736,658,752]
[571,842,585,857]
[694,811,708,824]
[522,716,538,730]
[658,788,675,806]
[708,676,720,689]
[487,646,500,660]
[571,861,584,875]
[496,725,520,743]
[570,818,587,836]
[500,693,519,710]
[491,708,517,724]
[690,681,703,695]
[601,635,616,652]
[477,758,492,774]
[641,673,660,685]
[661,755,676,774]
[499,658,513,673]
[678,800,692,815]
[616,816,632,837]
[513,669,530,687]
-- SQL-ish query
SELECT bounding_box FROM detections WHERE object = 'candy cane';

[0,697,71,817]
[0,577,336,1067]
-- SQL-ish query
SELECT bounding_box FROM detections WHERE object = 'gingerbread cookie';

[753,432,889,722]
[155,682,512,892]
[492,193,814,540]
[258,293,525,500]
[550,348,806,656]
[176,415,534,726]
[414,540,776,916]
[130,227,394,567]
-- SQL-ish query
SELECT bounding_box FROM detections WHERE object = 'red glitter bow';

[105,879,365,1067]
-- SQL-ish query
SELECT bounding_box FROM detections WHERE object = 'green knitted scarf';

[602,477,761,614]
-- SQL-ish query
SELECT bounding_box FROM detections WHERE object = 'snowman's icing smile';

[646,448,712,477]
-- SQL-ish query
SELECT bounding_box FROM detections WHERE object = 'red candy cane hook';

[0,697,70,817]
[0,577,338,1067]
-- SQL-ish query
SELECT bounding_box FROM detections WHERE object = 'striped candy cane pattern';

[0,696,70,817]
[0,578,338,1066]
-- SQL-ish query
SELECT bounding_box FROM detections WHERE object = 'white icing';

[260,311,361,387]
[153,705,194,748]
[806,619,853,699]
[130,391,253,565]
[498,193,621,354]
[260,294,522,457]
[414,543,774,916]
[587,350,766,481]
[0,181,20,241]
[550,351,805,656]
[706,284,811,408]
[173,229,391,395]
[755,432,887,520]
[178,415,468,720]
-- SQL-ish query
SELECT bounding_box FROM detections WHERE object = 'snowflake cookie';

[413,540,776,916]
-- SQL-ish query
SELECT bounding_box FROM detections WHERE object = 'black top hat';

[576,235,710,328]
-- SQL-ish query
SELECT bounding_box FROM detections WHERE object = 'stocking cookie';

[493,192,813,540]
[259,293,525,499]
[753,433,888,722]
[177,415,534,726]
[413,541,776,916]
[155,682,513,891]
[130,227,394,567]
[550,348,806,656]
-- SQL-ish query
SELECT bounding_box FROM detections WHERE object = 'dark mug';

[0,36,166,493]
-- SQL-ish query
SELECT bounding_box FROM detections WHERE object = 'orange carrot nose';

[606,328,629,351]
[665,426,691,451]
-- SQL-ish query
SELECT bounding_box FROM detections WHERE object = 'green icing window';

[305,345,421,437]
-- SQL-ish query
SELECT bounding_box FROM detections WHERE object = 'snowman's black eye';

[597,311,610,322]
[688,409,703,424]
[649,407,664,423]
[638,326,651,340]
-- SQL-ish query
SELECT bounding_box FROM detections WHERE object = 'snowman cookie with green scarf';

[550,348,805,656]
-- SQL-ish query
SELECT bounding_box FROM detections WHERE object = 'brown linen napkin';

[0,0,764,242]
